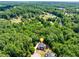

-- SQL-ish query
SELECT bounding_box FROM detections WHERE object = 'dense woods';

[0,1,79,57]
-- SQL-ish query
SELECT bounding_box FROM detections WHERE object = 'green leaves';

[0,2,79,57]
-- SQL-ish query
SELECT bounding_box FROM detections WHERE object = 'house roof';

[37,43,46,48]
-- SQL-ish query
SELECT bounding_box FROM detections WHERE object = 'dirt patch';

[39,12,56,20]
[10,16,22,23]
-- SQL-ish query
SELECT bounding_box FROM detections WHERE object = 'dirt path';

[31,42,41,57]
[31,52,41,57]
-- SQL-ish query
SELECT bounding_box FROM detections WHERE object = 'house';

[58,7,65,11]
[37,43,46,50]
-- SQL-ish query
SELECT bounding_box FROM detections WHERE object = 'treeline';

[0,2,79,57]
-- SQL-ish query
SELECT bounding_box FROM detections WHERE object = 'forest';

[0,1,79,57]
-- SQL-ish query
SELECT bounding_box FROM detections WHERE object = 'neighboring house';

[37,43,46,50]
[57,7,66,11]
